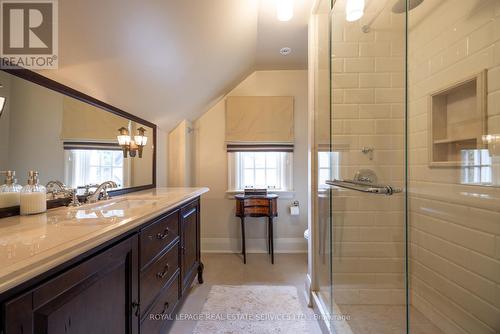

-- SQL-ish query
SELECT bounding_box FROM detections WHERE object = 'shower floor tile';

[337,305,443,334]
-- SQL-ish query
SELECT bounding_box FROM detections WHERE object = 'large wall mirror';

[0,69,156,211]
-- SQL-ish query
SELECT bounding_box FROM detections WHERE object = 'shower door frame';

[307,0,334,332]
[308,0,410,333]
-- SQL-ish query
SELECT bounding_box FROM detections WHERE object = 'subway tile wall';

[408,0,500,333]
[330,0,406,306]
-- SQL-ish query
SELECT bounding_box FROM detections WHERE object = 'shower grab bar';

[326,179,402,195]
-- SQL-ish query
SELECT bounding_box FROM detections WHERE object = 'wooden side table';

[234,194,278,264]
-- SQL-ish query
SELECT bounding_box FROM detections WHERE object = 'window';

[461,149,492,185]
[228,152,293,191]
[318,151,340,189]
[65,149,125,188]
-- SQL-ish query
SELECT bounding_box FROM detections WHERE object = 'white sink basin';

[85,198,159,211]
[49,198,159,226]
[74,197,159,211]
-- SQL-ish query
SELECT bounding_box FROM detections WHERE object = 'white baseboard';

[201,237,307,253]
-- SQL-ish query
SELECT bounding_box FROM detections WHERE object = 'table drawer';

[243,198,269,207]
[244,206,270,216]
[141,242,179,313]
[141,210,179,268]
[141,273,180,334]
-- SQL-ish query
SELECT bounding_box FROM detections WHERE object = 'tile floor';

[167,253,444,334]
[168,253,322,334]
[338,305,444,334]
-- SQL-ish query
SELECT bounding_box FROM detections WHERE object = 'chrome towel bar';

[326,179,402,196]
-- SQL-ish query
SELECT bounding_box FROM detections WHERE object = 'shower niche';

[429,70,487,167]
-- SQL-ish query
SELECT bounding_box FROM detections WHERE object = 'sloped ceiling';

[256,0,311,70]
[38,0,312,131]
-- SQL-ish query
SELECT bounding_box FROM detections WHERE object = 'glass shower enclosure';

[311,0,500,333]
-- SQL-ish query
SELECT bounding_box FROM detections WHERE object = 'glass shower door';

[327,0,407,332]
[314,1,500,333]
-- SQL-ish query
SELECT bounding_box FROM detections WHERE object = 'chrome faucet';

[46,180,69,199]
[77,184,100,196]
[86,181,118,203]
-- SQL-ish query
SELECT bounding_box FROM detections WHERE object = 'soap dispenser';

[0,171,22,209]
[20,171,47,215]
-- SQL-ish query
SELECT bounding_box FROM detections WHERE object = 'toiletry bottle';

[0,171,22,209]
[20,171,47,215]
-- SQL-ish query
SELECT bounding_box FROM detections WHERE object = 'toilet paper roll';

[290,206,300,216]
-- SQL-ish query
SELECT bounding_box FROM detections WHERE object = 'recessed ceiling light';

[280,47,292,56]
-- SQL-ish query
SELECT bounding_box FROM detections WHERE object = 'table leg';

[269,217,274,264]
[267,219,271,254]
[241,217,246,264]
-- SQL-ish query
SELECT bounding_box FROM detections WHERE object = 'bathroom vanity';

[0,187,208,334]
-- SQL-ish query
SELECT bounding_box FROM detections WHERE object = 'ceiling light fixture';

[346,0,365,22]
[117,127,148,158]
[276,0,294,21]
[280,47,292,56]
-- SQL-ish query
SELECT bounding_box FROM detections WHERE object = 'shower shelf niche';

[428,70,487,167]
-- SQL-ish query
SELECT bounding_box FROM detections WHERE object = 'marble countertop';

[0,187,209,295]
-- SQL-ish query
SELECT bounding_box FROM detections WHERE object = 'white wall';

[193,70,308,253]
[168,120,192,187]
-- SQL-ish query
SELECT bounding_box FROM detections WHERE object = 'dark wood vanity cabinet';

[180,199,202,292]
[1,197,203,334]
[3,236,139,334]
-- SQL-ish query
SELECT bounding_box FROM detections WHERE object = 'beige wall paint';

[168,120,192,187]
[7,76,65,184]
[156,128,168,187]
[193,70,308,253]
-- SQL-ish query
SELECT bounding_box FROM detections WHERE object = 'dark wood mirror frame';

[0,67,157,218]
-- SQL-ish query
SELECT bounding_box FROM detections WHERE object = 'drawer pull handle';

[156,264,170,279]
[161,302,170,314]
[156,228,170,240]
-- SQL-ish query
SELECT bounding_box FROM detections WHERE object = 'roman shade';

[60,96,128,141]
[225,96,294,152]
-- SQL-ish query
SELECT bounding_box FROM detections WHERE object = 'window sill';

[225,190,296,199]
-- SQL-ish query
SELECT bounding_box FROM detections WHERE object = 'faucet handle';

[101,187,110,201]
[67,188,81,207]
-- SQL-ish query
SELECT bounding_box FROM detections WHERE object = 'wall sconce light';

[117,127,148,158]
[0,97,5,118]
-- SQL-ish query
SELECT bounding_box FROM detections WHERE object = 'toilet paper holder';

[290,201,300,215]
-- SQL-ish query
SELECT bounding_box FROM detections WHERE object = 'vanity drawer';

[140,272,180,334]
[140,243,179,313]
[141,210,179,268]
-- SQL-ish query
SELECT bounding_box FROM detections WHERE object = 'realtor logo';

[0,0,58,69]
